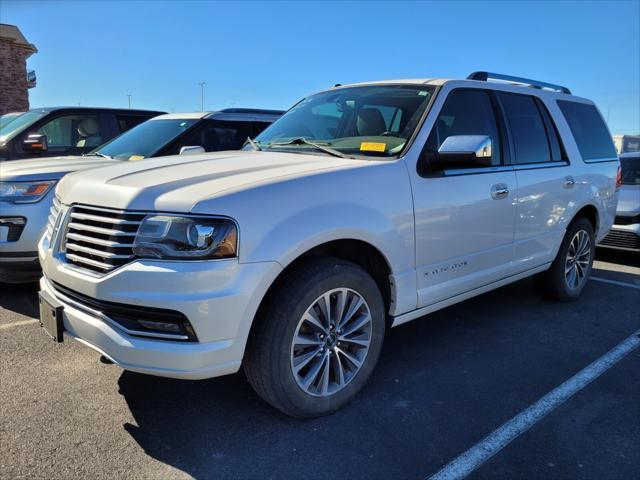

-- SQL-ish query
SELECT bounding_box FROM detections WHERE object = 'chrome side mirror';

[179,145,205,155]
[430,135,493,169]
[22,133,48,152]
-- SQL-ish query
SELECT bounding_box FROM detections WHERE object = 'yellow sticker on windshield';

[129,155,145,161]
[360,142,386,152]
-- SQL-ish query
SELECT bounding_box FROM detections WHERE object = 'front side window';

[557,100,617,161]
[173,120,252,154]
[424,89,501,166]
[117,115,149,133]
[252,121,272,138]
[254,85,435,158]
[95,118,198,160]
[37,115,103,150]
[499,93,551,164]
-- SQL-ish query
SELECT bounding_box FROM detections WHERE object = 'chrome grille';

[599,230,640,250]
[614,215,639,226]
[62,205,145,273]
[44,197,62,241]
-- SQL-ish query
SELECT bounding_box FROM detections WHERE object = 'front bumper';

[39,243,282,379]
[0,190,55,282]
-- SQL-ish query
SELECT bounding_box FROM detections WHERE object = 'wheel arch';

[571,203,599,236]
[249,239,395,345]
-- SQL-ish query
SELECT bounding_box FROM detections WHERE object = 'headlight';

[0,180,56,204]
[133,215,237,260]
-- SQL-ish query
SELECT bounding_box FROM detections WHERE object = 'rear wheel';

[244,257,386,418]
[533,217,595,301]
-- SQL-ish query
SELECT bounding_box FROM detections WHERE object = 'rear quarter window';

[557,101,617,162]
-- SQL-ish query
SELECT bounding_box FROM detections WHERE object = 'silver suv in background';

[38,72,619,417]
[0,108,282,283]
[598,152,640,251]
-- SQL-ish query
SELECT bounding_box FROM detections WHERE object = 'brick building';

[0,24,37,115]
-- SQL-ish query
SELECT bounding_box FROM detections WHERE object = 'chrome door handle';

[563,176,576,188]
[491,184,509,200]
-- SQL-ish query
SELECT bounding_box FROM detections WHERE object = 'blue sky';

[3,0,639,134]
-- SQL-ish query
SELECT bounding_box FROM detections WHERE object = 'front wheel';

[533,217,595,301]
[244,257,386,418]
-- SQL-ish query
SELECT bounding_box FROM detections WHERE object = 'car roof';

[28,106,165,115]
[325,72,586,101]
[150,108,285,122]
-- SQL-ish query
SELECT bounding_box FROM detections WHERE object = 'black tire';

[533,217,595,302]
[244,257,386,418]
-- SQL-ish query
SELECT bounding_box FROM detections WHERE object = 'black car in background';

[0,107,165,161]
[91,108,284,160]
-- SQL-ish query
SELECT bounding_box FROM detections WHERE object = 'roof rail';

[218,108,284,115]
[467,71,571,94]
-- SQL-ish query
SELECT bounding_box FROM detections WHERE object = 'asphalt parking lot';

[1,250,638,480]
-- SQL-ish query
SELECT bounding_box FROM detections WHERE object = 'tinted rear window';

[500,93,550,164]
[557,101,617,161]
[620,156,640,185]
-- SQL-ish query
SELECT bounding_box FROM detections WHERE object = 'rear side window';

[557,101,617,161]
[499,93,550,164]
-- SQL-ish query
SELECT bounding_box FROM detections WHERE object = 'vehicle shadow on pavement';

[0,282,39,318]
[114,274,640,480]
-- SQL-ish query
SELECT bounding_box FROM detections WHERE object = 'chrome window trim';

[582,157,619,164]
[434,160,570,177]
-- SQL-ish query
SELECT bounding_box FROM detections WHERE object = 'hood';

[0,155,119,181]
[56,150,372,212]
[617,185,640,215]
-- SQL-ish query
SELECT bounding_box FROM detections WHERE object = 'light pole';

[198,82,206,112]
[127,94,132,109]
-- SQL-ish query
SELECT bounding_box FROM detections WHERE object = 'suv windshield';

[253,85,435,158]
[0,110,47,142]
[0,112,23,129]
[94,118,198,160]
[620,155,640,185]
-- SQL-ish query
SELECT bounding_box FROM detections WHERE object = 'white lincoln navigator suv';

[38,72,620,417]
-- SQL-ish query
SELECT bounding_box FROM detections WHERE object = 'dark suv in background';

[93,108,284,159]
[0,107,164,161]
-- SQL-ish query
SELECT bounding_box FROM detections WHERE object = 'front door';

[411,89,517,307]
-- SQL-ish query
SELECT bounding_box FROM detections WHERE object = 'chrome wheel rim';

[290,288,372,397]
[565,230,591,290]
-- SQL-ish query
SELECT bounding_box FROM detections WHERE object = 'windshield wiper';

[84,152,112,159]
[245,136,262,151]
[268,137,353,159]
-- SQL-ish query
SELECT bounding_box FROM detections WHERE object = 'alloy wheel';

[564,229,591,290]
[290,288,372,397]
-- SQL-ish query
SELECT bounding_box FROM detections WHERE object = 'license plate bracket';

[39,291,64,343]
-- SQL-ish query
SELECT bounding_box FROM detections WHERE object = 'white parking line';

[590,276,640,290]
[0,319,39,330]
[426,329,640,480]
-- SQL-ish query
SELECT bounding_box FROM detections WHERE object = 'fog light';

[137,319,182,333]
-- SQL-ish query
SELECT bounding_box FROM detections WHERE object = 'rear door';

[497,92,573,271]
[411,88,517,307]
